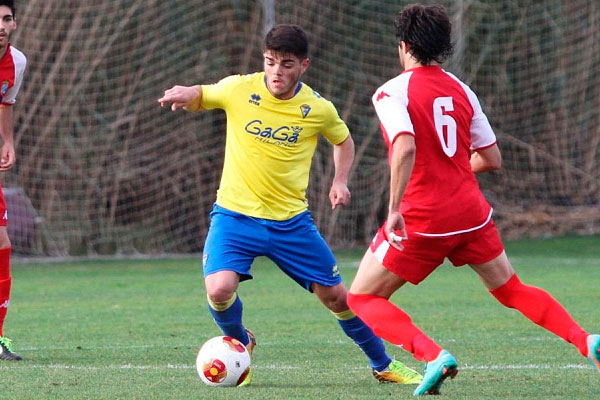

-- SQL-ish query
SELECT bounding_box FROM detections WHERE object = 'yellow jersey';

[190,72,350,220]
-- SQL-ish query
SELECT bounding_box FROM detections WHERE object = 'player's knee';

[205,282,237,303]
[0,229,10,249]
[204,271,240,302]
[314,283,348,312]
[324,294,348,313]
[207,289,236,303]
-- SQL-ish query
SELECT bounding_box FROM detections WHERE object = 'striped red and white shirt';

[0,44,26,105]
[373,65,496,237]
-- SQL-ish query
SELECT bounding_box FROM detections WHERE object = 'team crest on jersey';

[300,104,311,118]
[0,80,8,103]
[249,93,261,106]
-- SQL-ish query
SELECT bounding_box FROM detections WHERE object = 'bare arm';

[158,85,203,112]
[329,135,355,210]
[470,143,501,174]
[386,134,416,250]
[0,105,15,171]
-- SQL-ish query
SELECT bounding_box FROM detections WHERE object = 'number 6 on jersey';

[433,96,457,157]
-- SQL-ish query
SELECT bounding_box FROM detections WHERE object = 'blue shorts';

[202,204,342,291]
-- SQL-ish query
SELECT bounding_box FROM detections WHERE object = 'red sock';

[490,274,589,356]
[347,292,442,361]
[0,247,11,337]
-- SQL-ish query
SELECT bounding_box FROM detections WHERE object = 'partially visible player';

[158,24,422,385]
[346,4,600,395]
[0,0,26,361]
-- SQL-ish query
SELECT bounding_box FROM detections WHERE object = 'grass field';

[1,235,598,399]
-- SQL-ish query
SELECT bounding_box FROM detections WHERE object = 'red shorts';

[369,219,504,285]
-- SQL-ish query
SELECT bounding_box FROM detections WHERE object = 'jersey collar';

[263,74,303,99]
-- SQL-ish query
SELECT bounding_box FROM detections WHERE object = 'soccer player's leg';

[326,287,422,384]
[203,205,265,384]
[0,217,21,361]
[267,211,421,384]
[347,229,458,394]
[464,221,593,364]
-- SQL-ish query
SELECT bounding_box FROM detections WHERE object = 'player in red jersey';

[346,4,600,395]
[0,0,26,361]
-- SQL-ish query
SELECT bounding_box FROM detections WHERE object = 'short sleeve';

[469,101,496,150]
[320,100,350,145]
[372,74,414,143]
[199,75,241,111]
[2,48,26,105]
[458,81,496,150]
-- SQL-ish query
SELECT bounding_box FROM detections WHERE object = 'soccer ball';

[196,336,251,387]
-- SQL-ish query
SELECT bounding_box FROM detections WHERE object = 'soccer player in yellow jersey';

[159,24,422,386]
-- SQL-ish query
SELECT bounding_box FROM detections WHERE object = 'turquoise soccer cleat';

[587,334,600,375]
[413,350,457,396]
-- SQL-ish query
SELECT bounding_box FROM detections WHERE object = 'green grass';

[1,235,598,399]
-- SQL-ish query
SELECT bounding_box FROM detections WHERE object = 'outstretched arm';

[0,105,15,171]
[471,143,501,173]
[329,135,355,210]
[386,134,415,250]
[158,85,203,112]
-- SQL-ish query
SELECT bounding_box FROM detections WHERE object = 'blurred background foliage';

[6,0,599,256]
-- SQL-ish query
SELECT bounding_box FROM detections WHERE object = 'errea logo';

[249,93,261,106]
[0,80,8,103]
[332,265,340,277]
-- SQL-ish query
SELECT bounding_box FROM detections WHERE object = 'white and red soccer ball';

[196,336,251,387]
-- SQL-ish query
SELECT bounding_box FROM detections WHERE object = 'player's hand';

[158,85,199,111]
[329,181,350,210]
[0,142,15,171]
[385,210,407,251]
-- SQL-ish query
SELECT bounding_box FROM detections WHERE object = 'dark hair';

[0,0,15,16]
[394,4,453,65]
[263,24,308,60]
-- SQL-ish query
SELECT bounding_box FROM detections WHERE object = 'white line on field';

[0,363,592,372]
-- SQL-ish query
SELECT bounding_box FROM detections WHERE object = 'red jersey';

[0,44,26,106]
[372,65,496,236]
[0,44,26,226]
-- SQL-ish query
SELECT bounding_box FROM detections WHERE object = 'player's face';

[263,50,309,100]
[0,6,15,49]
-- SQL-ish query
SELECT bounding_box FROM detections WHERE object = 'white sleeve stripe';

[3,47,27,104]
[372,72,414,143]
[443,70,496,149]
